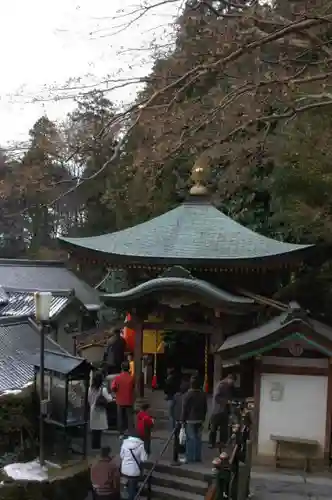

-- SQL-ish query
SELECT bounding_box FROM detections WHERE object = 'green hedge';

[0,462,90,500]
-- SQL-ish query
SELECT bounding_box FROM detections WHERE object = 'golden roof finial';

[190,157,210,196]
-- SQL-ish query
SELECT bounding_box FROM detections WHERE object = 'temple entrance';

[156,331,213,390]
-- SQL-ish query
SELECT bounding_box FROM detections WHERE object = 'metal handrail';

[134,427,176,500]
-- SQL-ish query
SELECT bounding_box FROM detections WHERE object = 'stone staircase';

[121,461,210,500]
[150,408,170,431]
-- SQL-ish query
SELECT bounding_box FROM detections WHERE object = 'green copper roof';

[58,198,314,266]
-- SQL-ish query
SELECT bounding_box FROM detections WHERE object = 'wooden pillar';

[133,313,144,398]
[212,311,224,393]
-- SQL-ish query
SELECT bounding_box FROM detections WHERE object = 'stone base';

[0,460,90,500]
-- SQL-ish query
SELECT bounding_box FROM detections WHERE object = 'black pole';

[39,323,45,467]
[83,376,89,457]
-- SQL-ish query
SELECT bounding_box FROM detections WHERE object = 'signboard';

[143,315,164,354]
[143,330,164,354]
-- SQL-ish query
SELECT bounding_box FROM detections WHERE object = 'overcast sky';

[0,0,179,147]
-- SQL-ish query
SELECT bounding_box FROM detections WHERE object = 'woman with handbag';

[89,371,113,450]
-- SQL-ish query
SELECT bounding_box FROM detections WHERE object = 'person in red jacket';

[111,361,135,438]
[136,401,154,455]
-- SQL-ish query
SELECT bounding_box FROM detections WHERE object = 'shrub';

[0,387,38,457]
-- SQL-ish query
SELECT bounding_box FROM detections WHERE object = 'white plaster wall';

[258,373,328,456]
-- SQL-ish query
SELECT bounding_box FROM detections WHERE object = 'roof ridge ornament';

[190,157,210,196]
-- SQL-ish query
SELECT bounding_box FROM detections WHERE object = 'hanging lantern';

[123,313,135,352]
[152,373,158,390]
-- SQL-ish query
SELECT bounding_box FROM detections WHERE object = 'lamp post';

[34,291,52,467]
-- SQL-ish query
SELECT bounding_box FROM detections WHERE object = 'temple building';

[58,159,331,464]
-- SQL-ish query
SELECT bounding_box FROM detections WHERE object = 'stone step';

[153,419,170,430]
[120,461,210,500]
[151,471,207,495]
[151,409,169,418]
[121,481,204,500]
[142,484,204,500]
[145,461,212,483]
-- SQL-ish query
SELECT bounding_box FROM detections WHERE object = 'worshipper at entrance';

[181,375,207,463]
[104,328,126,375]
[209,373,235,449]
[172,378,189,465]
[111,361,135,438]
[164,367,180,430]
[89,371,114,450]
[90,446,120,500]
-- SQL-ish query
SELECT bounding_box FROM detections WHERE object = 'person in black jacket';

[104,329,126,375]
[164,367,179,430]
[209,373,235,448]
[181,376,207,463]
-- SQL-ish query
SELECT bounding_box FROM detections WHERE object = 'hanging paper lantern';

[152,373,158,390]
[123,313,135,352]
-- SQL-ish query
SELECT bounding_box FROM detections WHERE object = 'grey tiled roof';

[59,199,313,265]
[0,291,69,319]
[219,312,290,353]
[0,259,101,310]
[310,318,332,343]
[0,318,66,393]
[30,350,88,375]
[218,311,332,356]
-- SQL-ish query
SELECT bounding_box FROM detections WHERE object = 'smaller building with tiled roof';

[0,289,77,320]
[0,259,101,311]
[217,304,332,465]
[0,259,104,355]
[0,316,67,393]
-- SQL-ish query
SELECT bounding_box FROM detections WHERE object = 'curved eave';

[219,313,332,360]
[60,238,318,269]
[219,315,303,360]
[100,276,256,315]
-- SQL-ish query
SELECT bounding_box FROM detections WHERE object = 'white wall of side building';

[258,370,328,457]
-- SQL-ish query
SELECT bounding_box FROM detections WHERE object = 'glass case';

[33,350,91,457]
[66,378,87,425]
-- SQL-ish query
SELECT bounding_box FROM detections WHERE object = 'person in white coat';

[89,371,113,450]
[120,431,148,500]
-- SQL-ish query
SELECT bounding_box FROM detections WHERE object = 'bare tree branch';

[4,1,332,222]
